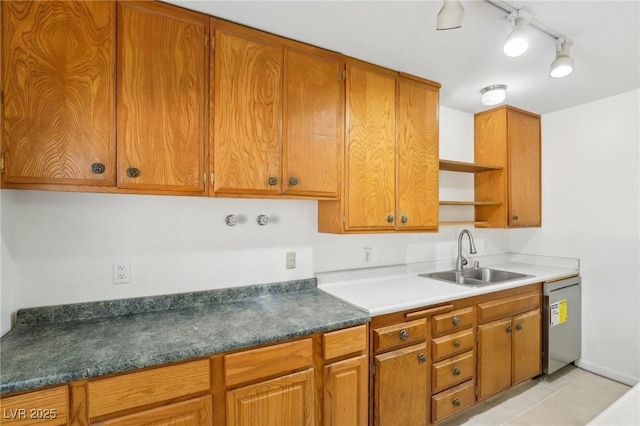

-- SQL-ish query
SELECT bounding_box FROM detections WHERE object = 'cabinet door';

[477,318,512,400]
[212,21,283,195]
[2,1,115,186]
[396,78,439,231]
[117,1,208,193]
[226,368,315,426]
[374,343,428,426]
[97,396,212,426]
[345,62,396,230]
[507,109,541,227]
[512,309,542,384]
[283,49,343,198]
[324,355,368,426]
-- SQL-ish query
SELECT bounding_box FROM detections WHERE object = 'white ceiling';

[168,0,640,115]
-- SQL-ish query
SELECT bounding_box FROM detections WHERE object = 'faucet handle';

[473,261,480,269]
[461,258,468,266]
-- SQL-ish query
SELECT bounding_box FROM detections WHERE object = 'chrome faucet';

[456,229,477,271]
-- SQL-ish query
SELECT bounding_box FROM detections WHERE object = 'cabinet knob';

[126,167,139,178]
[399,329,409,340]
[256,215,269,226]
[516,323,523,331]
[268,176,278,186]
[512,215,519,221]
[289,177,299,186]
[387,215,395,223]
[452,316,461,326]
[225,215,239,226]
[401,215,409,224]
[418,353,426,363]
[452,367,461,376]
[506,324,512,333]
[452,398,461,407]
[91,163,105,174]
[453,340,461,348]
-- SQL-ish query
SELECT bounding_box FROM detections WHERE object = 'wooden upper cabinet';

[283,49,344,198]
[396,77,439,231]
[212,20,283,195]
[117,1,208,193]
[344,61,396,230]
[2,1,115,186]
[475,105,541,227]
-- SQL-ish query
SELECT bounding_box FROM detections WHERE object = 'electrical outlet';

[362,247,373,266]
[286,252,296,269]
[113,260,131,284]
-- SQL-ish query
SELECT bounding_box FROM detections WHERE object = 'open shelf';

[439,201,502,206]
[439,159,503,173]
[439,221,490,226]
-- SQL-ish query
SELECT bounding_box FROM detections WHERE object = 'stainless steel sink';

[419,268,529,286]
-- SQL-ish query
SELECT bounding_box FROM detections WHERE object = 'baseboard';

[575,359,640,386]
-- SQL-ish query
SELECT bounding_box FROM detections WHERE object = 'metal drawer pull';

[418,353,426,363]
[399,329,409,340]
[452,398,461,407]
[126,167,139,178]
[516,323,523,331]
[454,340,461,348]
[387,215,395,223]
[91,163,105,174]
[289,177,299,186]
[452,316,461,325]
[268,176,278,186]
[452,367,461,376]
[401,215,409,223]
[506,324,512,333]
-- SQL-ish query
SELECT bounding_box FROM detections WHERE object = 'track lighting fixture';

[436,0,465,30]
[480,85,507,106]
[550,40,574,78]
[503,10,531,57]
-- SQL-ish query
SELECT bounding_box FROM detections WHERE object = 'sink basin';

[419,268,529,286]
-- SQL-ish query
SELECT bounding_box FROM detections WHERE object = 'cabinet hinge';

[204,34,208,47]
[342,215,346,224]
[0,156,4,174]
[370,364,375,375]
[341,68,347,81]
[211,35,216,49]
[210,172,215,184]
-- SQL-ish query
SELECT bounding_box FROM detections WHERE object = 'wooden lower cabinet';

[96,396,212,426]
[0,386,68,426]
[431,380,475,423]
[324,355,368,426]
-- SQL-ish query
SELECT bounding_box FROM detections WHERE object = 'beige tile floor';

[438,365,631,426]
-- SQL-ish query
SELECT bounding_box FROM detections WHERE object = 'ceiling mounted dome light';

[550,40,575,78]
[503,10,531,57]
[480,85,507,106]
[436,0,465,30]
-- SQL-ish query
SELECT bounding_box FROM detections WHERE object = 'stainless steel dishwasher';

[543,275,581,374]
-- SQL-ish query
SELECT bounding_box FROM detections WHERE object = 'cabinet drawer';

[432,307,475,337]
[88,359,210,419]
[477,291,540,324]
[432,350,474,393]
[373,319,426,353]
[0,386,68,426]
[225,338,313,387]
[324,324,367,361]
[431,380,475,423]
[432,328,475,362]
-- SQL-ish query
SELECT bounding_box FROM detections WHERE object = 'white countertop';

[317,253,579,316]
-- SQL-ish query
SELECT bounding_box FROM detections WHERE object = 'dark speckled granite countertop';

[0,279,369,395]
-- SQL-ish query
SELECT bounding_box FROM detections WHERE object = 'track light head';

[480,85,507,106]
[436,0,465,30]
[550,40,575,78]
[503,11,531,57]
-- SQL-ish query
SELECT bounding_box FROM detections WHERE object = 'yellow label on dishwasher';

[550,299,568,327]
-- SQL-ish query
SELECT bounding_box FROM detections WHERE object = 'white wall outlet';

[362,247,373,266]
[286,252,296,269]
[113,260,131,284]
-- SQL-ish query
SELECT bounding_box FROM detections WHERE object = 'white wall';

[0,107,510,335]
[510,89,640,385]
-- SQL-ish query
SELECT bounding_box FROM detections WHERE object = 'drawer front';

[225,338,313,387]
[477,291,540,324]
[432,350,474,393]
[373,319,426,353]
[431,380,475,423]
[432,307,475,337]
[88,359,210,419]
[0,386,68,426]
[432,328,475,362]
[323,324,367,361]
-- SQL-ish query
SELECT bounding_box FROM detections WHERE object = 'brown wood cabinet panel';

[116,1,208,193]
[224,339,313,387]
[226,368,316,426]
[431,350,474,393]
[431,380,475,423]
[432,307,475,337]
[477,292,540,324]
[283,49,343,198]
[87,359,210,419]
[477,318,512,400]
[0,386,68,426]
[344,62,396,230]
[2,1,115,186]
[96,395,212,426]
[513,309,542,384]
[374,343,428,426]
[212,21,283,195]
[431,328,475,362]
[373,318,426,353]
[323,324,367,361]
[395,78,439,230]
[323,355,368,426]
